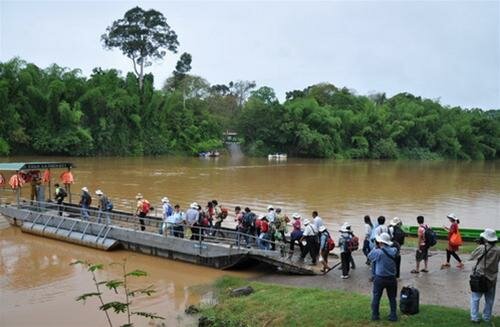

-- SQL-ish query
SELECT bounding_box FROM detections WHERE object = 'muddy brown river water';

[0,156,499,325]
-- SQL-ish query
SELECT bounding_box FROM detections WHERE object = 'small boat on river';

[268,153,287,160]
[402,225,500,242]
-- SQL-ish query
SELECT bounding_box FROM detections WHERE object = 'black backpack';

[424,226,437,247]
[243,212,255,228]
[400,287,419,315]
[392,226,405,246]
[59,187,67,198]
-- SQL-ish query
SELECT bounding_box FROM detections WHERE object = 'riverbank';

[199,276,499,327]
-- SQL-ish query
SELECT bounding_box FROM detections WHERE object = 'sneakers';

[457,262,464,269]
[341,275,350,279]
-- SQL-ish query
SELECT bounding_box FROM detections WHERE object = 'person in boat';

[275,208,289,244]
[288,213,304,259]
[258,216,270,250]
[185,202,200,240]
[95,189,111,225]
[161,197,173,235]
[441,213,464,269]
[338,222,354,279]
[213,200,227,236]
[266,205,277,250]
[299,218,319,265]
[242,207,256,246]
[469,228,499,324]
[206,201,215,229]
[135,193,151,231]
[54,183,67,216]
[79,187,92,221]
[363,215,373,265]
[368,232,398,322]
[318,225,331,273]
[411,215,429,274]
[388,217,404,278]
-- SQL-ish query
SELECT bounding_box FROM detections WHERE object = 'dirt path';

[254,248,499,312]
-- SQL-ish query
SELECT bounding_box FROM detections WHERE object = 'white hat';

[161,197,169,203]
[376,232,393,246]
[267,205,274,211]
[340,222,351,232]
[190,202,199,209]
[135,193,143,199]
[95,189,103,196]
[319,225,326,232]
[447,213,458,221]
[292,213,301,219]
[480,228,498,242]
[389,217,402,226]
[81,187,88,192]
[303,218,311,226]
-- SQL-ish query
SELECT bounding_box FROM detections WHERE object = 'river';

[0,156,499,325]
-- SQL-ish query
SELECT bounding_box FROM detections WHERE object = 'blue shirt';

[368,246,397,277]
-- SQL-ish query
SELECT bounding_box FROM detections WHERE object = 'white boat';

[268,153,287,160]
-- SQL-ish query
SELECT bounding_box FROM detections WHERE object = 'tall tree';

[101,6,179,90]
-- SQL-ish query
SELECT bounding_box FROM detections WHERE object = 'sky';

[1,0,499,109]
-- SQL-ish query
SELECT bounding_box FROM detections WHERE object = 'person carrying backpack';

[338,222,354,279]
[160,197,173,235]
[299,219,319,265]
[318,225,332,273]
[441,213,464,269]
[79,187,92,221]
[412,215,430,274]
[135,193,150,231]
[95,189,111,225]
[54,183,67,216]
[389,217,404,278]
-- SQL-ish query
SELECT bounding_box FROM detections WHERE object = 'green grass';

[404,237,478,254]
[200,276,498,327]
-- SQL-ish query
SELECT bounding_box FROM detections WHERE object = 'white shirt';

[365,224,373,239]
[375,224,389,236]
[303,224,318,236]
[313,216,324,230]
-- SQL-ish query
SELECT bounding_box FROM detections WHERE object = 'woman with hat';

[318,225,331,273]
[469,228,499,324]
[338,222,353,279]
[288,213,304,259]
[160,197,173,235]
[388,217,404,278]
[441,213,464,269]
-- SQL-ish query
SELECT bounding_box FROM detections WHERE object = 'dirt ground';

[253,248,499,312]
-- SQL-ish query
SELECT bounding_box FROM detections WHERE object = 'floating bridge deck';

[0,203,316,275]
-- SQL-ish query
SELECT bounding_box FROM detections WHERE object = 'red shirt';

[260,220,269,233]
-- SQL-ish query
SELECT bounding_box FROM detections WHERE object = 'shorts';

[416,246,428,262]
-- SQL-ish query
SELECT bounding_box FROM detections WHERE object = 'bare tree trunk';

[139,60,144,91]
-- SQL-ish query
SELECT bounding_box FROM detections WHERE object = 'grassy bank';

[200,276,498,327]
[404,237,478,253]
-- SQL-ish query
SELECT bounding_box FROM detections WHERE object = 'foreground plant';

[71,259,164,327]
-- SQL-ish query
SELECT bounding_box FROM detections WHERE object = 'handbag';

[469,246,491,293]
[450,231,463,247]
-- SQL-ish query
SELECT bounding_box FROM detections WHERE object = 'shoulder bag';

[470,245,492,293]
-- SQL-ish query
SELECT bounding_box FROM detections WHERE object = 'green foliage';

[71,259,164,327]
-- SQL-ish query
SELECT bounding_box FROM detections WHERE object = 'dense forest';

[0,57,499,160]
[1,5,499,160]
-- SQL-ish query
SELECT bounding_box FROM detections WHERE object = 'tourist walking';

[185,202,200,240]
[388,217,404,278]
[469,228,499,324]
[54,183,67,216]
[79,187,91,221]
[318,225,331,273]
[368,232,398,322]
[135,193,150,231]
[267,205,277,250]
[95,189,111,225]
[275,208,288,244]
[289,213,304,259]
[338,222,353,279]
[412,215,429,274]
[300,218,319,264]
[171,204,186,238]
[441,213,464,269]
[161,197,173,235]
[258,216,270,250]
[363,215,373,265]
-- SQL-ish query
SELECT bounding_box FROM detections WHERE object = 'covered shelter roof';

[0,162,74,171]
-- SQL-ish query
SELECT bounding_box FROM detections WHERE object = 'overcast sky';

[1,1,499,109]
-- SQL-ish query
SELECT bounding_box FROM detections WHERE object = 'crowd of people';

[70,187,499,324]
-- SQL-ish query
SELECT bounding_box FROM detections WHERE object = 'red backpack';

[348,235,359,252]
[141,200,151,214]
[327,236,335,252]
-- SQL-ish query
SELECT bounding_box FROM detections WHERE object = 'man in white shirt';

[312,211,324,230]
[299,219,319,265]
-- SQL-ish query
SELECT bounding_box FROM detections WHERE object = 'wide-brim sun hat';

[340,222,351,232]
[319,225,326,232]
[447,213,458,221]
[161,197,169,203]
[135,193,143,199]
[82,187,88,192]
[376,232,393,246]
[292,213,301,219]
[480,228,498,242]
[95,189,103,196]
[267,205,274,210]
[190,202,199,209]
[390,217,402,226]
[303,218,311,226]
